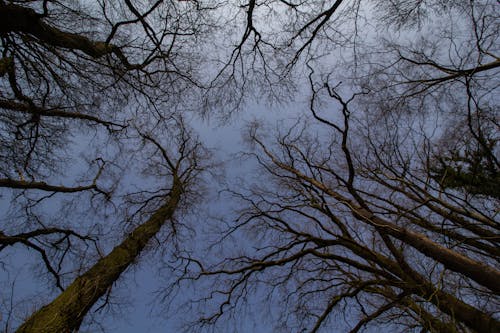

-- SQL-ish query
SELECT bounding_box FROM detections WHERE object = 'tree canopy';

[0,1,498,332]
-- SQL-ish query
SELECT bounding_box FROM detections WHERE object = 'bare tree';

[170,1,499,332]
[0,0,216,182]
[14,117,209,333]
[0,0,216,330]
[2,0,498,332]
[177,83,498,332]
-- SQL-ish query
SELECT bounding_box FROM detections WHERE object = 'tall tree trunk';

[276,161,500,293]
[16,177,182,333]
[343,238,500,333]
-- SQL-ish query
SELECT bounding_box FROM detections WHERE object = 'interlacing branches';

[15,117,210,333]
[1,1,498,332]
[173,75,499,331]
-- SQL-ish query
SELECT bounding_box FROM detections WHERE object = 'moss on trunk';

[16,178,182,333]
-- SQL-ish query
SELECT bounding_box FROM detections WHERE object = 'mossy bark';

[16,178,182,333]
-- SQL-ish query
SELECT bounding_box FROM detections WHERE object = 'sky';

[102,103,308,333]
[0,101,304,332]
[1,1,498,332]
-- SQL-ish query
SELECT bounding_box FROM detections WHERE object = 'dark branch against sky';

[0,1,499,332]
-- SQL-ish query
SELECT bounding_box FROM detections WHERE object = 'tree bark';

[16,177,182,333]
[274,159,500,294]
[0,3,136,68]
[340,238,500,333]
[0,178,97,193]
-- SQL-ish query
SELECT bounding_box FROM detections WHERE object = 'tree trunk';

[278,162,500,293]
[341,238,500,333]
[16,177,182,333]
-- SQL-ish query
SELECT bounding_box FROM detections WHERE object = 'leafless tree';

[0,0,218,183]
[0,0,216,330]
[15,116,209,332]
[170,1,499,332]
[176,83,498,332]
[2,0,498,332]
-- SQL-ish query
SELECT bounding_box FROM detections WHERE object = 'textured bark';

[16,177,182,333]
